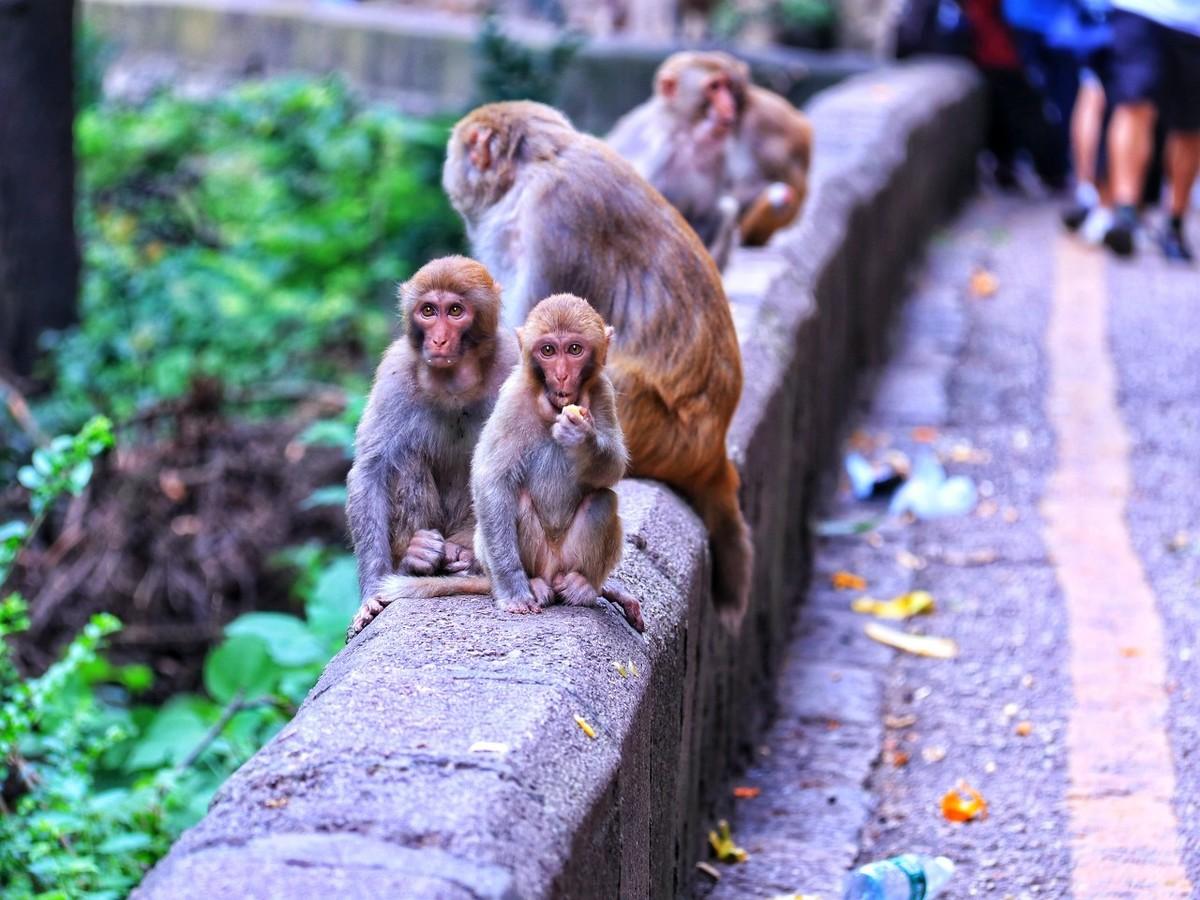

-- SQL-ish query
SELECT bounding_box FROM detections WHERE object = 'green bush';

[43,77,463,429]
[1,418,360,897]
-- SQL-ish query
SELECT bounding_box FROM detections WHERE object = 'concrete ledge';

[83,0,873,130]
[135,61,984,898]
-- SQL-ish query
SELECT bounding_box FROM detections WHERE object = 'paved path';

[695,195,1199,898]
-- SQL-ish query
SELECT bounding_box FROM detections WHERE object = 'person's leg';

[1064,74,1108,230]
[1158,24,1200,261]
[1103,10,1165,256]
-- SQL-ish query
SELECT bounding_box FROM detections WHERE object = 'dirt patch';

[6,382,349,698]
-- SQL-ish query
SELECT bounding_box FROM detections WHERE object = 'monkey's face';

[411,290,476,369]
[529,331,596,410]
[662,64,739,139]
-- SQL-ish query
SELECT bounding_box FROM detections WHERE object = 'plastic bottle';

[843,854,955,900]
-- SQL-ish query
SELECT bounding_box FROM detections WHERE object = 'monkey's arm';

[471,427,534,605]
[346,370,444,601]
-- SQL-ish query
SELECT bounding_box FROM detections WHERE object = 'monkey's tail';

[692,458,754,630]
[377,573,492,601]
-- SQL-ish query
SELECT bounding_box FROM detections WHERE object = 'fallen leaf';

[922,745,947,763]
[911,426,939,443]
[865,623,957,658]
[733,786,761,799]
[468,741,510,754]
[853,591,935,621]
[628,660,640,677]
[695,862,722,882]
[969,267,999,298]
[574,715,597,739]
[612,661,628,678]
[826,719,842,731]
[887,749,910,767]
[895,550,927,571]
[885,713,917,729]
[1015,721,1033,737]
[941,780,988,822]
[263,797,288,809]
[709,819,749,863]
[832,570,867,591]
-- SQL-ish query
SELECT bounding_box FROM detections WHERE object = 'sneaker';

[1160,227,1194,262]
[1061,203,1091,231]
[1081,207,1114,245]
[1104,208,1138,258]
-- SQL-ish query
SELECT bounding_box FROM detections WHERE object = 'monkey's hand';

[400,529,446,575]
[494,588,541,616]
[443,540,478,574]
[551,405,594,450]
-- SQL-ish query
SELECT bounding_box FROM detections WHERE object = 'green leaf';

[203,633,276,703]
[97,832,155,854]
[301,484,347,509]
[225,612,326,668]
[305,555,359,648]
[124,698,210,770]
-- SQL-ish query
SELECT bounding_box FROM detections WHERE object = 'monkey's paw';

[530,577,556,608]
[496,591,541,615]
[553,571,598,607]
[551,407,593,449]
[401,529,445,575]
[346,597,385,640]
[443,541,477,574]
[602,581,645,633]
[767,182,795,210]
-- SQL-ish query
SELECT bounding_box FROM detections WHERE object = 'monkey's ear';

[604,326,614,350]
[467,126,495,171]
[657,75,677,99]
[515,326,526,352]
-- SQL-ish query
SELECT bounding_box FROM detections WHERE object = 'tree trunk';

[0,0,79,376]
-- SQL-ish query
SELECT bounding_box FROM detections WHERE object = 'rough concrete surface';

[135,62,984,898]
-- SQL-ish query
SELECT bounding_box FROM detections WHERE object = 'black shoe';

[1104,211,1138,258]
[1161,227,1194,262]
[1061,203,1090,232]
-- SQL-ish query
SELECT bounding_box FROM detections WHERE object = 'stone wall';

[134,60,984,899]
[83,0,873,131]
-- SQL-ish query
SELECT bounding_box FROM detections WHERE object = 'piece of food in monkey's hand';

[562,403,588,417]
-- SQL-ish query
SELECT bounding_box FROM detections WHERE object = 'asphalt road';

[696,195,1199,899]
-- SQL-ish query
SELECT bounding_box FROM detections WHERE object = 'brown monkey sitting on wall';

[606,51,743,270]
[443,101,753,626]
[345,256,517,638]
[726,71,813,246]
[378,295,644,633]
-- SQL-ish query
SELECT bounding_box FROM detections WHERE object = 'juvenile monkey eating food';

[376,294,644,633]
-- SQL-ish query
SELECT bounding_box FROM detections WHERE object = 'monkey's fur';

[607,51,742,270]
[345,256,517,638]
[727,76,813,246]
[379,295,644,632]
[443,101,753,626]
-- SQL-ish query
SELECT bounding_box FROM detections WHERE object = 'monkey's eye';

[540,344,556,358]
[448,304,465,318]
[420,304,437,318]
[567,343,584,356]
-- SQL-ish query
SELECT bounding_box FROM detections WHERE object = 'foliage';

[75,21,111,112]
[474,12,584,105]
[1,421,359,896]
[712,0,836,45]
[41,77,463,430]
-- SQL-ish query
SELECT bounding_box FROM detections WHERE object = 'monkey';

[442,100,753,626]
[606,51,744,270]
[376,294,645,633]
[726,79,813,246]
[344,256,518,639]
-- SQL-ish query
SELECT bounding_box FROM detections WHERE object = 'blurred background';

[3,0,1194,894]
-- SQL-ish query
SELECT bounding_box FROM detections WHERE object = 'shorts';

[1108,9,1200,131]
